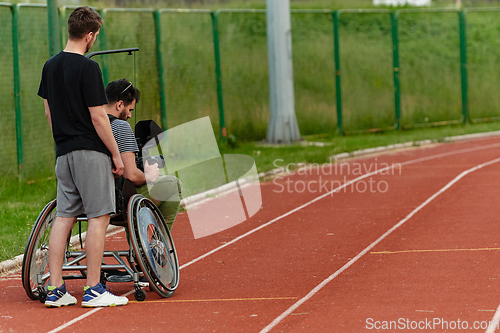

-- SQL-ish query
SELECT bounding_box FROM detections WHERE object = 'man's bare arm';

[43,99,52,131]
[121,152,159,186]
[121,152,145,186]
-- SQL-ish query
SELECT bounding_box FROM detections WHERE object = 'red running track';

[3,137,500,332]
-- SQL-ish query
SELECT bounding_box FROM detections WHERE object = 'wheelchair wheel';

[22,200,56,301]
[128,194,179,298]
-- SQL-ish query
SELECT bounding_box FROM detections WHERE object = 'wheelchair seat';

[110,176,138,227]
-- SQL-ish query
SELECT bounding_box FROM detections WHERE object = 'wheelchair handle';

[86,47,139,59]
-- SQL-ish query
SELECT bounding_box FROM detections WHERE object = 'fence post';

[59,6,67,48]
[391,11,402,130]
[47,0,61,57]
[98,9,109,86]
[332,10,343,135]
[459,9,469,124]
[211,10,226,142]
[154,10,167,130]
[12,4,24,179]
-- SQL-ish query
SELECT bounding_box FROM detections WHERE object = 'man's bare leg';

[85,214,110,287]
[81,212,128,307]
[48,216,77,287]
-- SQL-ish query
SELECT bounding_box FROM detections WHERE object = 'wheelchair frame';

[21,187,180,302]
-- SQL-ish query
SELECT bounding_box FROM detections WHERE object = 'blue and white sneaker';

[81,283,128,307]
[44,283,77,308]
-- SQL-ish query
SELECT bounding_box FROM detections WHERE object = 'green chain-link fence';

[466,8,500,122]
[158,10,219,130]
[292,10,337,136]
[0,5,17,175]
[5,4,500,178]
[398,9,463,128]
[17,5,53,177]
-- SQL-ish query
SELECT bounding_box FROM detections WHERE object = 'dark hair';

[106,79,140,106]
[68,7,103,40]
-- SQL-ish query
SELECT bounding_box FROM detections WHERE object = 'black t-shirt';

[38,51,109,158]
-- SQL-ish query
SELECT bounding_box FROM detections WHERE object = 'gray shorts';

[55,150,115,219]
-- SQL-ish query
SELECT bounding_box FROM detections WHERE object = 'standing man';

[104,79,182,232]
[38,7,128,308]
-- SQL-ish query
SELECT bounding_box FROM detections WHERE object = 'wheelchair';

[21,121,179,303]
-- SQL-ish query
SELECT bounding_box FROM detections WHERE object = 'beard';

[119,110,128,120]
[85,39,94,53]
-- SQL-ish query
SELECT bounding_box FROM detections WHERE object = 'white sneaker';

[81,283,128,307]
[44,283,77,308]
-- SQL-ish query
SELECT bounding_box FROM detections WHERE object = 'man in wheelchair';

[104,78,183,232]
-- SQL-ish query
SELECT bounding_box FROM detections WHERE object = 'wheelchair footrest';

[106,274,134,283]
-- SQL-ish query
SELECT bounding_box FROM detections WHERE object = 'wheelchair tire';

[22,200,57,301]
[127,194,179,298]
[134,289,147,302]
[38,290,48,304]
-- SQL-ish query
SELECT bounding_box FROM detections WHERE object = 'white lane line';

[46,141,500,333]
[47,308,102,333]
[486,304,500,333]
[259,156,500,333]
[46,288,137,333]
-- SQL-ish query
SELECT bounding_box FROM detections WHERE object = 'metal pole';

[333,11,343,135]
[266,0,301,144]
[154,10,168,130]
[391,11,402,130]
[59,6,66,49]
[99,9,109,86]
[459,10,469,124]
[47,0,61,56]
[211,11,226,142]
[12,4,24,179]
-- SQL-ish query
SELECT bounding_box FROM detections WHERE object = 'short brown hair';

[68,6,103,40]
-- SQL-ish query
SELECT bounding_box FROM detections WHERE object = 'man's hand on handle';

[144,160,159,183]
[112,154,124,178]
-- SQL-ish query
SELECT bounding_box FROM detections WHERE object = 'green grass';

[221,121,500,174]
[0,176,56,263]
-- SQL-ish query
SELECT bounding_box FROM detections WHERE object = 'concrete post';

[266,0,301,144]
